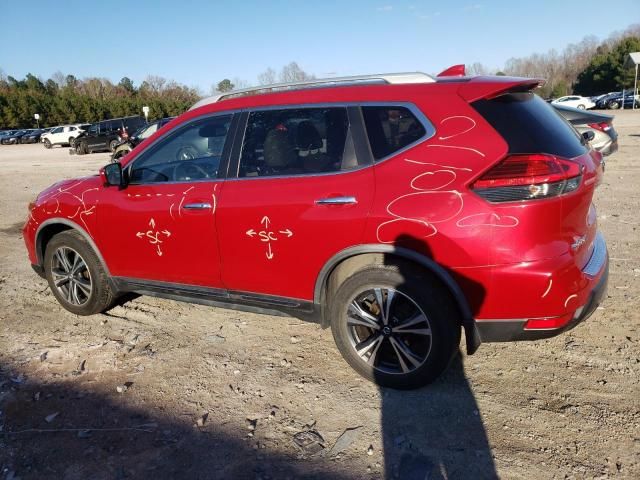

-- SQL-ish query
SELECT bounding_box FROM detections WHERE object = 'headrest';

[263,129,296,168]
[296,121,323,151]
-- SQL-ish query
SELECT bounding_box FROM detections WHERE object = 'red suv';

[23,69,608,389]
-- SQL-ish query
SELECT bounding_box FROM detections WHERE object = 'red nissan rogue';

[23,68,608,389]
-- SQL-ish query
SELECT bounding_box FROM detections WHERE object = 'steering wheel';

[175,145,199,161]
[173,162,209,181]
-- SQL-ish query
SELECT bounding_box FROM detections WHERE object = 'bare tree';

[279,62,314,83]
[258,68,276,85]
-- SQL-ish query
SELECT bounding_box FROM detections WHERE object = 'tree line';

[2,25,639,130]
[488,24,640,98]
[0,73,200,129]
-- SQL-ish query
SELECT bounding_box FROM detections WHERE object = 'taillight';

[472,154,582,203]
[588,122,610,132]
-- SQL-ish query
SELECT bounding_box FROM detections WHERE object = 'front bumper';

[476,233,609,342]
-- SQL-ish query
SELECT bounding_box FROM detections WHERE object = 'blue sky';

[1,0,638,93]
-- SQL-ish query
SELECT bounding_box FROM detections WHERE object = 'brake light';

[472,154,582,203]
[588,122,610,132]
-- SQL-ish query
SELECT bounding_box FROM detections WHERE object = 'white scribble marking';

[136,217,171,256]
[438,116,477,140]
[564,294,578,308]
[542,278,553,298]
[456,213,519,228]
[426,144,486,157]
[245,216,293,260]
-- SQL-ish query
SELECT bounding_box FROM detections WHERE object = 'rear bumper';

[476,232,608,342]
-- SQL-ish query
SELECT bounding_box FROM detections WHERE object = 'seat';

[296,121,331,173]
[263,128,298,175]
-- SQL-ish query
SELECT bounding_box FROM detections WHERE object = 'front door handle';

[315,196,358,205]
[182,202,212,210]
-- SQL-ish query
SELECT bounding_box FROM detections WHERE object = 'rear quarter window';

[472,92,587,159]
[362,106,427,161]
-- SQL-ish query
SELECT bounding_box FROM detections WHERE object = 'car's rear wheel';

[577,104,585,110]
[109,139,118,152]
[69,137,76,148]
[76,141,88,155]
[44,230,115,315]
[330,264,460,389]
[43,139,51,149]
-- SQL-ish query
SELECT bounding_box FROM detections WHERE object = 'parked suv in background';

[74,116,146,154]
[41,124,90,149]
[23,68,608,389]
[111,117,175,161]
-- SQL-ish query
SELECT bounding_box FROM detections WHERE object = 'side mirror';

[582,130,595,142]
[100,162,125,188]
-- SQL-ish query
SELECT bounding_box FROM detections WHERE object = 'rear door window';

[473,92,587,158]
[238,107,358,177]
[361,106,427,161]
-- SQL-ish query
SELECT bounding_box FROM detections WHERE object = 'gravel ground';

[0,113,639,479]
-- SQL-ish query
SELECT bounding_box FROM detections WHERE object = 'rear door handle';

[315,196,358,205]
[182,202,212,210]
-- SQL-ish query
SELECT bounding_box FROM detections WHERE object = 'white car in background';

[41,124,90,149]
[551,95,595,110]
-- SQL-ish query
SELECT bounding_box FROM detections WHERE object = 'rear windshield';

[472,92,587,158]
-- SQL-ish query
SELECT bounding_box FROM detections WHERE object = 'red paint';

[23,75,607,338]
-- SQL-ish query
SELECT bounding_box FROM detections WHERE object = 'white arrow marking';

[266,243,274,260]
[261,216,270,229]
[156,245,163,256]
[136,232,144,238]
[246,229,256,237]
[149,218,156,228]
[279,229,293,237]
[162,230,171,237]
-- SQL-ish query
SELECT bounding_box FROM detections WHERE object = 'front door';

[217,106,374,300]
[98,113,234,288]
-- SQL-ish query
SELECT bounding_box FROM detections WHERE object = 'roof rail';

[189,72,435,110]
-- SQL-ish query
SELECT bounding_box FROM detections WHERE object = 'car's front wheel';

[43,139,51,149]
[44,230,115,315]
[330,263,460,389]
[608,101,621,109]
[69,137,76,148]
[577,104,585,110]
[109,139,119,152]
[76,141,88,155]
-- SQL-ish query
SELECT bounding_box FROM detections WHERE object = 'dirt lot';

[0,114,639,480]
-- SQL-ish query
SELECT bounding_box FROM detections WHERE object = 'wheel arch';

[314,245,481,354]
[35,219,111,276]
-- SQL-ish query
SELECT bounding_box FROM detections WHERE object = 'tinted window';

[473,93,587,158]
[129,115,231,184]
[239,107,356,177]
[362,106,427,161]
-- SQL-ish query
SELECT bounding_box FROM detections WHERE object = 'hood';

[36,175,99,203]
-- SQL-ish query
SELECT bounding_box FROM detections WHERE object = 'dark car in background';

[554,104,618,157]
[20,129,45,144]
[111,117,175,161]
[595,91,639,110]
[74,116,146,155]
[1,129,29,145]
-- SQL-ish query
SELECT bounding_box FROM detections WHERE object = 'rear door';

[216,105,375,300]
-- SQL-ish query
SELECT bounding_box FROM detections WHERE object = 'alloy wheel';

[50,246,92,306]
[345,288,432,375]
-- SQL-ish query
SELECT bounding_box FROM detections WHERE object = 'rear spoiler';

[457,76,544,102]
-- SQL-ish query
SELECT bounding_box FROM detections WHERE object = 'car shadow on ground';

[376,234,497,479]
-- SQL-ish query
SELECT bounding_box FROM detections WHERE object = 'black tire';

[608,101,620,110]
[329,263,461,389]
[69,137,76,148]
[109,139,119,152]
[44,230,115,315]
[577,104,585,110]
[76,141,88,155]
[43,139,52,149]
